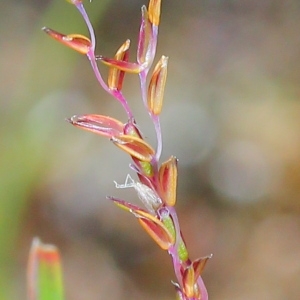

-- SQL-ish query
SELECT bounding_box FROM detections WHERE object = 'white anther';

[114,174,162,214]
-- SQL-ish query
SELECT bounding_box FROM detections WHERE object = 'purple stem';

[75,3,96,52]
[168,206,185,285]
[152,114,162,161]
[75,3,134,119]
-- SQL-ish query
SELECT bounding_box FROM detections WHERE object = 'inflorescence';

[43,1,211,299]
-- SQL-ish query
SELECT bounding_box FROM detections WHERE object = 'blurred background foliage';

[1,0,300,299]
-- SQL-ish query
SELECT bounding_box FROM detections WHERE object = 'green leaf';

[27,238,65,300]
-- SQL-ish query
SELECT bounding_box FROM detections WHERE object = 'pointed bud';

[159,155,178,206]
[181,257,212,300]
[97,55,145,73]
[42,27,91,55]
[136,209,174,250]
[109,197,174,250]
[148,55,168,115]
[123,121,155,177]
[137,6,153,65]
[111,135,155,162]
[182,265,198,298]
[148,0,161,26]
[108,40,130,91]
[192,255,212,280]
[138,217,172,250]
[67,114,124,138]
[107,196,143,213]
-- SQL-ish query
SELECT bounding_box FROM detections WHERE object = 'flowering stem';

[42,0,211,298]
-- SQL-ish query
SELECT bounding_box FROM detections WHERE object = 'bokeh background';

[1,0,300,299]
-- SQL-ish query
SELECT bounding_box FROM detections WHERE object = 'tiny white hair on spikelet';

[114,174,162,214]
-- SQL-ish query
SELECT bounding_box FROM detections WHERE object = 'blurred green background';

[1,0,300,299]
